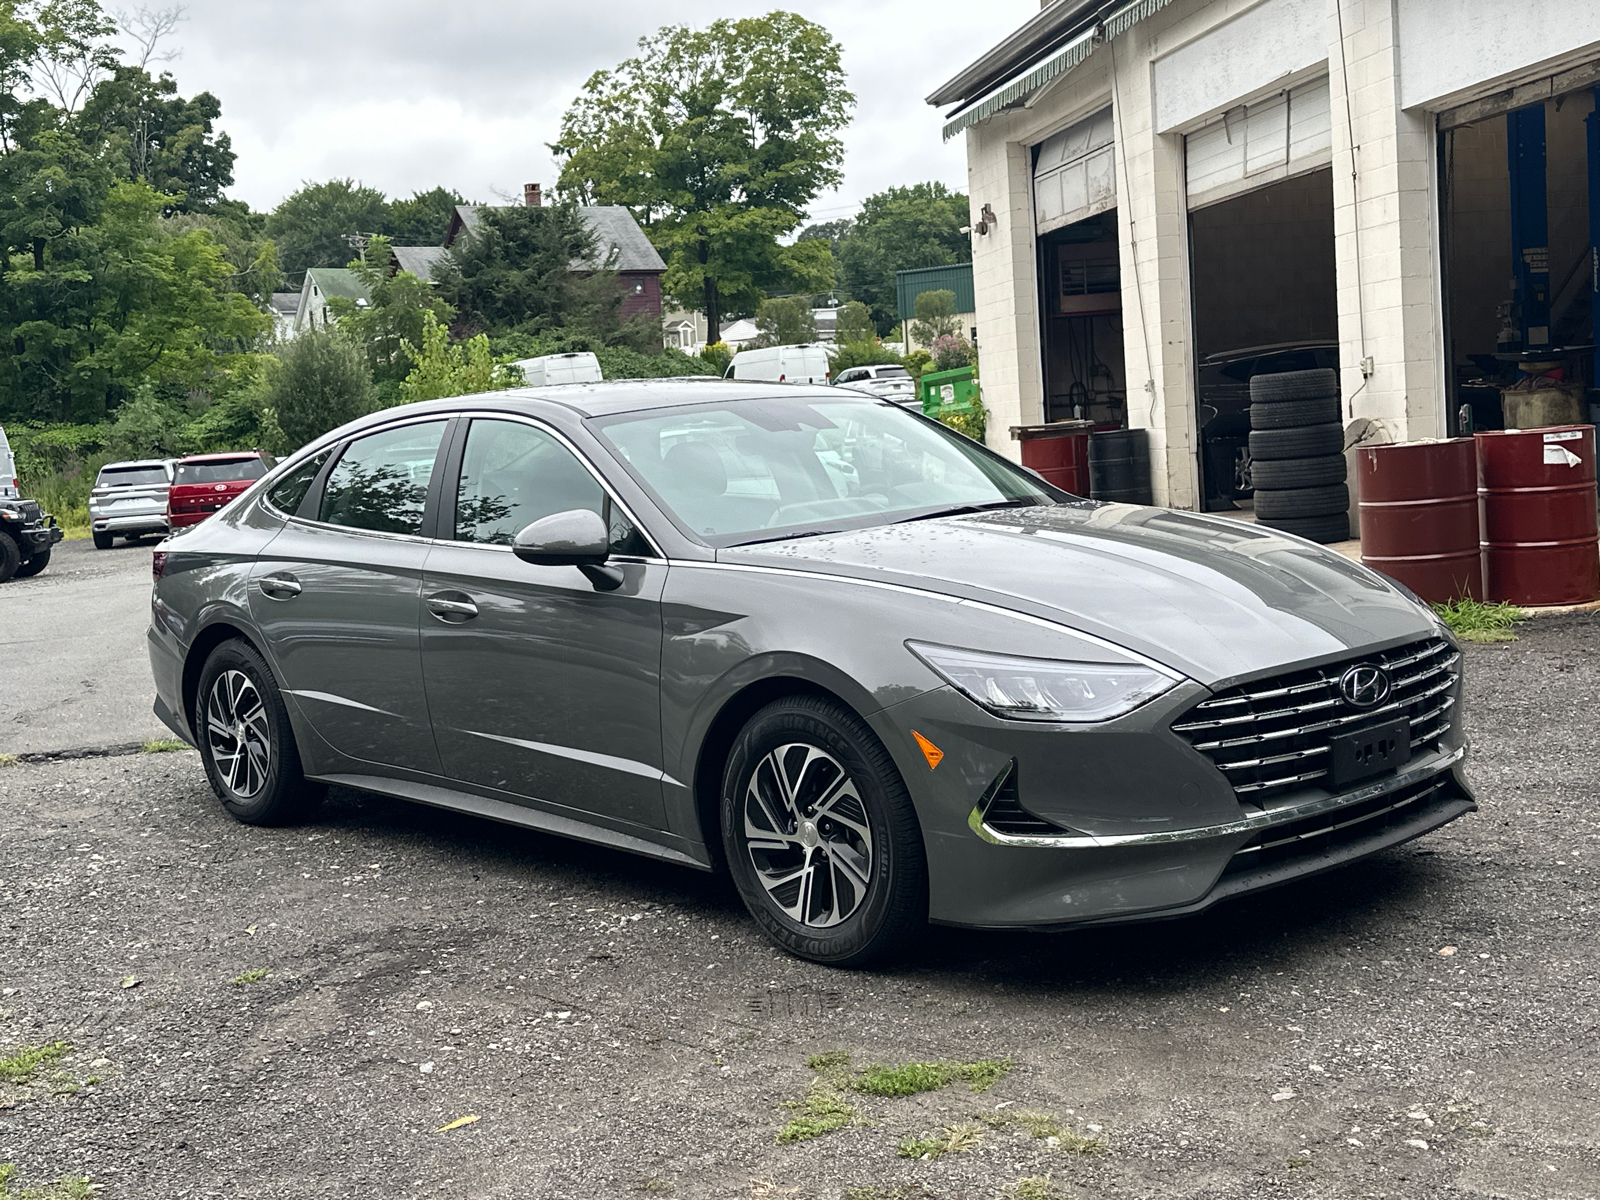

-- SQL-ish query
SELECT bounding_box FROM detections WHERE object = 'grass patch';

[0,1043,72,1086]
[1010,1178,1064,1200]
[776,1086,859,1144]
[141,739,187,754]
[0,1164,94,1200]
[896,1121,984,1160]
[0,755,16,768]
[230,968,269,987]
[1433,598,1525,643]
[634,1178,673,1195]
[850,1058,1013,1097]
[985,1110,1106,1153]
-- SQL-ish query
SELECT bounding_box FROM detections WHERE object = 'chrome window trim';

[446,410,665,562]
[262,413,453,532]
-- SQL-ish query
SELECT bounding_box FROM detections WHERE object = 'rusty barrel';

[1010,420,1093,495]
[1476,425,1600,606]
[1355,438,1482,602]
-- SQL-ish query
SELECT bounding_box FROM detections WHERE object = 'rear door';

[420,415,669,829]
[250,418,450,774]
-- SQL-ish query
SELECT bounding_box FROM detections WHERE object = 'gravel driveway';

[1,616,1596,1199]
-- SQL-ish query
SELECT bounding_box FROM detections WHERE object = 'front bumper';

[19,521,63,553]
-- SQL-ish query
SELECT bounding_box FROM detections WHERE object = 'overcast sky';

[153,0,1039,223]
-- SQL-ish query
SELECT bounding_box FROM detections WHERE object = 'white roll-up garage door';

[1184,76,1331,210]
[1034,107,1116,235]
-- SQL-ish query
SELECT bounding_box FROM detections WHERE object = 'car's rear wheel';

[196,639,324,826]
[92,530,114,550]
[721,696,926,966]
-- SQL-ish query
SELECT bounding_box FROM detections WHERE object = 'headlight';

[908,641,1179,723]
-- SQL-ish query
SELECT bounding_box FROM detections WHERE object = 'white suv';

[833,364,918,407]
[88,459,175,548]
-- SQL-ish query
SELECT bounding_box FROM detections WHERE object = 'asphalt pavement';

[0,537,171,755]
[0,572,1597,1199]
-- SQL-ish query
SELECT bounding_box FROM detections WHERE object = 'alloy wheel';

[205,669,271,799]
[742,743,874,927]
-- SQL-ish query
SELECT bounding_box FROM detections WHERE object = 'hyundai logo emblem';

[1339,664,1391,708]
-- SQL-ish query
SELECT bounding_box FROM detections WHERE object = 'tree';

[327,234,454,387]
[753,296,816,347]
[386,186,463,246]
[264,178,388,281]
[796,218,851,256]
[399,310,516,403]
[264,328,372,450]
[834,300,874,344]
[910,289,961,347]
[77,65,235,210]
[836,182,970,332]
[553,11,851,344]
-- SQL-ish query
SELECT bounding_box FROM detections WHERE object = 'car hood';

[719,502,1440,686]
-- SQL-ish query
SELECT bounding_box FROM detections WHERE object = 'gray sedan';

[147,382,1472,965]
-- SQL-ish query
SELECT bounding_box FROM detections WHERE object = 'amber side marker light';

[911,730,944,770]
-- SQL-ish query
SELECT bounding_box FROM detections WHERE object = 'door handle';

[426,592,479,622]
[257,573,302,599]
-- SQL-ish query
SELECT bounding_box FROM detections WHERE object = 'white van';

[725,344,831,385]
[0,426,16,498]
[513,352,603,386]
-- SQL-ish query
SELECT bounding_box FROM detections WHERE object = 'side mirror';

[512,509,622,590]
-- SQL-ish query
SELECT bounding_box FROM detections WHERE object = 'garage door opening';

[1188,168,1339,510]
[1441,82,1598,435]
[1040,211,1125,424]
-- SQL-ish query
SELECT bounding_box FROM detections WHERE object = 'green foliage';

[327,235,455,383]
[439,202,612,338]
[386,186,464,246]
[930,334,974,372]
[265,178,388,280]
[400,311,517,404]
[265,328,373,451]
[753,295,817,347]
[910,289,961,346]
[77,65,235,210]
[1432,598,1525,642]
[0,1161,94,1200]
[796,218,852,255]
[230,968,268,986]
[837,183,970,332]
[935,406,987,443]
[902,349,932,381]
[896,1122,984,1159]
[554,11,852,342]
[775,1086,858,1144]
[834,300,874,344]
[850,1058,1011,1097]
[699,340,732,376]
[0,1042,72,1085]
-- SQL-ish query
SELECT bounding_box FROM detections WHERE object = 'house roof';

[392,245,449,279]
[445,204,666,274]
[268,292,300,316]
[924,0,1105,110]
[303,268,371,303]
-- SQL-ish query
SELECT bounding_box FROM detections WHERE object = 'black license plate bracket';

[1328,716,1412,788]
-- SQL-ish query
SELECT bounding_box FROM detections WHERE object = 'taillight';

[152,551,167,582]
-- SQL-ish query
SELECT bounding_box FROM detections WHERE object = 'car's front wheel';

[195,639,324,826]
[722,696,926,966]
[12,546,50,578]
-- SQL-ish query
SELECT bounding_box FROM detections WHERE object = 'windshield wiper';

[728,528,843,548]
[892,498,1048,525]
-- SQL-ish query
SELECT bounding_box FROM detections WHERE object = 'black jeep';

[0,497,64,581]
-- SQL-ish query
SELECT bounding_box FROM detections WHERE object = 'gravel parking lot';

[1,595,1597,1199]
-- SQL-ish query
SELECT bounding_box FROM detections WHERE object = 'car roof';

[176,451,263,463]
[101,459,171,469]
[353,378,862,422]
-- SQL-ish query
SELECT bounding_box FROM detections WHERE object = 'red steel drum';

[1476,425,1600,606]
[1011,421,1093,496]
[1355,438,1482,602]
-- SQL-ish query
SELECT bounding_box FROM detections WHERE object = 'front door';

[252,418,450,774]
[420,416,668,830]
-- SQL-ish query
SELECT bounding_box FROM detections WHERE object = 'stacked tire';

[1248,368,1349,543]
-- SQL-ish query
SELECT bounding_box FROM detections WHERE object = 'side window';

[318,421,447,536]
[454,419,651,556]
[265,449,331,516]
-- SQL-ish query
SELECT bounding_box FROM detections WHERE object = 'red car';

[167,451,275,529]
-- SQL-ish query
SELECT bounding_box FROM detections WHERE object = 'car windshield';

[593,395,1055,547]
[97,465,168,487]
[175,458,266,485]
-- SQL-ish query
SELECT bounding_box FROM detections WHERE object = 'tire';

[12,546,50,578]
[1249,368,1339,403]
[1249,422,1345,461]
[721,695,927,967]
[1257,511,1351,543]
[195,639,325,826]
[0,534,19,583]
[93,530,114,550]
[1249,454,1348,490]
[1249,397,1342,430]
[1253,484,1350,519]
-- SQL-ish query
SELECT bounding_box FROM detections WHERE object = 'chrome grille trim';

[1172,637,1460,803]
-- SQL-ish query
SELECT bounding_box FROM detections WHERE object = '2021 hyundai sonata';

[148,381,1473,965]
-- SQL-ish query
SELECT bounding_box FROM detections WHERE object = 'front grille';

[1171,637,1459,804]
[1221,772,1460,877]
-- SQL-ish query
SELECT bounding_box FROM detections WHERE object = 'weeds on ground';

[0,1044,72,1086]
[849,1057,1013,1097]
[896,1121,984,1160]
[0,1162,92,1199]
[1433,598,1525,643]
[634,1178,673,1195]
[141,739,187,754]
[776,1087,859,1144]
[0,755,15,768]
[984,1109,1106,1153]
[1009,1177,1064,1200]
[230,969,269,987]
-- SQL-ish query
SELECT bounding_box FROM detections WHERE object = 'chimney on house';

[524,182,542,207]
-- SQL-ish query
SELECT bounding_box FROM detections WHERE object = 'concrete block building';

[928,0,1600,511]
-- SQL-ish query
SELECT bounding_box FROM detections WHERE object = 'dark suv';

[0,496,64,581]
